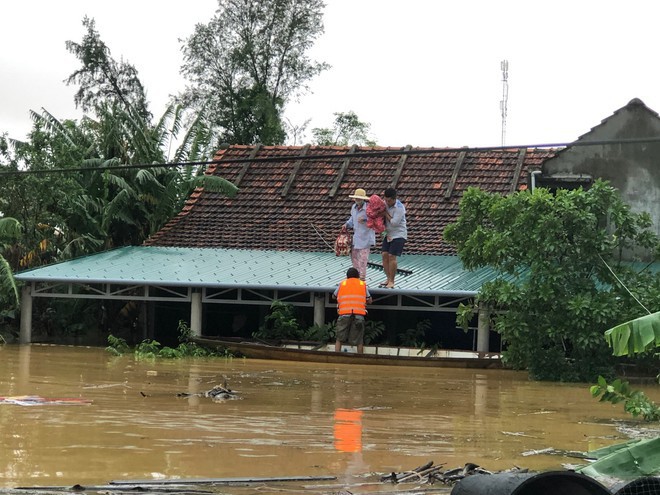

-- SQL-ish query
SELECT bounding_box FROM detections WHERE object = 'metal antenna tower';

[500,60,509,146]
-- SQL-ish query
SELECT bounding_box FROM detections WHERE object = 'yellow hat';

[348,188,370,200]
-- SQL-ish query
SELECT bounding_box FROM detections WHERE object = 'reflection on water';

[0,344,657,490]
[334,409,363,453]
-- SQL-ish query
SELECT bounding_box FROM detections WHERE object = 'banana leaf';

[604,311,660,356]
[0,255,19,309]
[577,437,660,479]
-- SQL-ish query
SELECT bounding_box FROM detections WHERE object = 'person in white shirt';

[345,188,376,281]
[380,188,407,289]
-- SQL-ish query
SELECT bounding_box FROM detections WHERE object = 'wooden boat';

[191,336,503,369]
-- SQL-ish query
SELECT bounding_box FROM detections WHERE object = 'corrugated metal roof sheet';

[14,246,503,296]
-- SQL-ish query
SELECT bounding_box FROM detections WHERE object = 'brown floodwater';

[0,344,658,493]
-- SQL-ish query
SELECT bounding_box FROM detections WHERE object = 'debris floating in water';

[0,395,92,406]
[380,461,528,486]
[176,382,241,401]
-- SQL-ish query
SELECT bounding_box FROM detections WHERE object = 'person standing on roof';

[333,267,372,354]
[344,188,376,281]
[380,188,407,289]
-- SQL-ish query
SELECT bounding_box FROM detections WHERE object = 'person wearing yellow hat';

[344,188,376,280]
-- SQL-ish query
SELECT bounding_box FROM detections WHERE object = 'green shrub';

[591,375,660,422]
[253,300,302,341]
[399,319,431,347]
[364,319,384,344]
[105,320,234,359]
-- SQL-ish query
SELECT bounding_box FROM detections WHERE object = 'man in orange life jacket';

[332,267,373,354]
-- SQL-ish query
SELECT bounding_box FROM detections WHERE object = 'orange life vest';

[337,278,367,316]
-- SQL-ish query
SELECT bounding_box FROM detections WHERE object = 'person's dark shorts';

[335,316,365,346]
[381,237,406,256]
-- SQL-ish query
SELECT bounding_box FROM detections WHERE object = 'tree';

[312,111,376,146]
[0,18,239,339]
[62,18,238,252]
[65,17,151,120]
[283,117,311,146]
[180,0,329,145]
[444,180,660,381]
[1,17,237,266]
[0,217,21,314]
[0,125,83,266]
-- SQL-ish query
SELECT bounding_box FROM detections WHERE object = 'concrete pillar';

[476,304,490,353]
[190,290,202,337]
[18,345,31,387]
[313,293,325,327]
[19,284,33,344]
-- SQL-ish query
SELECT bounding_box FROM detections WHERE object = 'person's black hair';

[346,267,360,279]
[384,187,397,199]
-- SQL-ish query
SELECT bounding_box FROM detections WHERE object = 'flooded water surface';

[0,344,657,492]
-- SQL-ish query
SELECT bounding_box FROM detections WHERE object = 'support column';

[476,304,490,353]
[313,293,325,327]
[19,284,33,344]
[190,290,202,337]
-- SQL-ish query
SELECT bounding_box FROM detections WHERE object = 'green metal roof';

[14,246,500,296]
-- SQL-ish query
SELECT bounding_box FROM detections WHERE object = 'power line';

[2,136,660,176]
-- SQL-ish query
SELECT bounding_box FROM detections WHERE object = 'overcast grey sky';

[2,0,660,148]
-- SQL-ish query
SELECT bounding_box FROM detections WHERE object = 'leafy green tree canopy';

[0,16,239,338]
[0,17,238,266]
[180,0,329,145]
[312,111,376,146]
[444,180,660,381]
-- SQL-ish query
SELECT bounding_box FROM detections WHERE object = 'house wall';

[542,100,660,258]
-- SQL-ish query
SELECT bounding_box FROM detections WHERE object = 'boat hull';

[192,337,502,369]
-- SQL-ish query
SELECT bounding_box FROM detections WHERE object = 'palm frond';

[169,104,184,138]
[60,234,104,260]
[0,255,19,309]
[29,109,77,149]
[101,172,136,196]
[172,110,214,165]
[103,189,139,230]
[0,217,22,242]
[191,176,239,197]
[135,168,164,190]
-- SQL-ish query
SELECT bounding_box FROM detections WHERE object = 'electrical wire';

[599,254,651,314]
[2,136,660,176]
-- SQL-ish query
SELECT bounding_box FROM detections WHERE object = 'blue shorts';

[382,237,406,256]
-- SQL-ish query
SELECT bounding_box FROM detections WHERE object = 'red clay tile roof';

[146,145,558,255]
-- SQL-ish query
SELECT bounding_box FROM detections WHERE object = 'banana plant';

[0,217,22,311]
[592,306,660,421]
[604,311,660,356]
